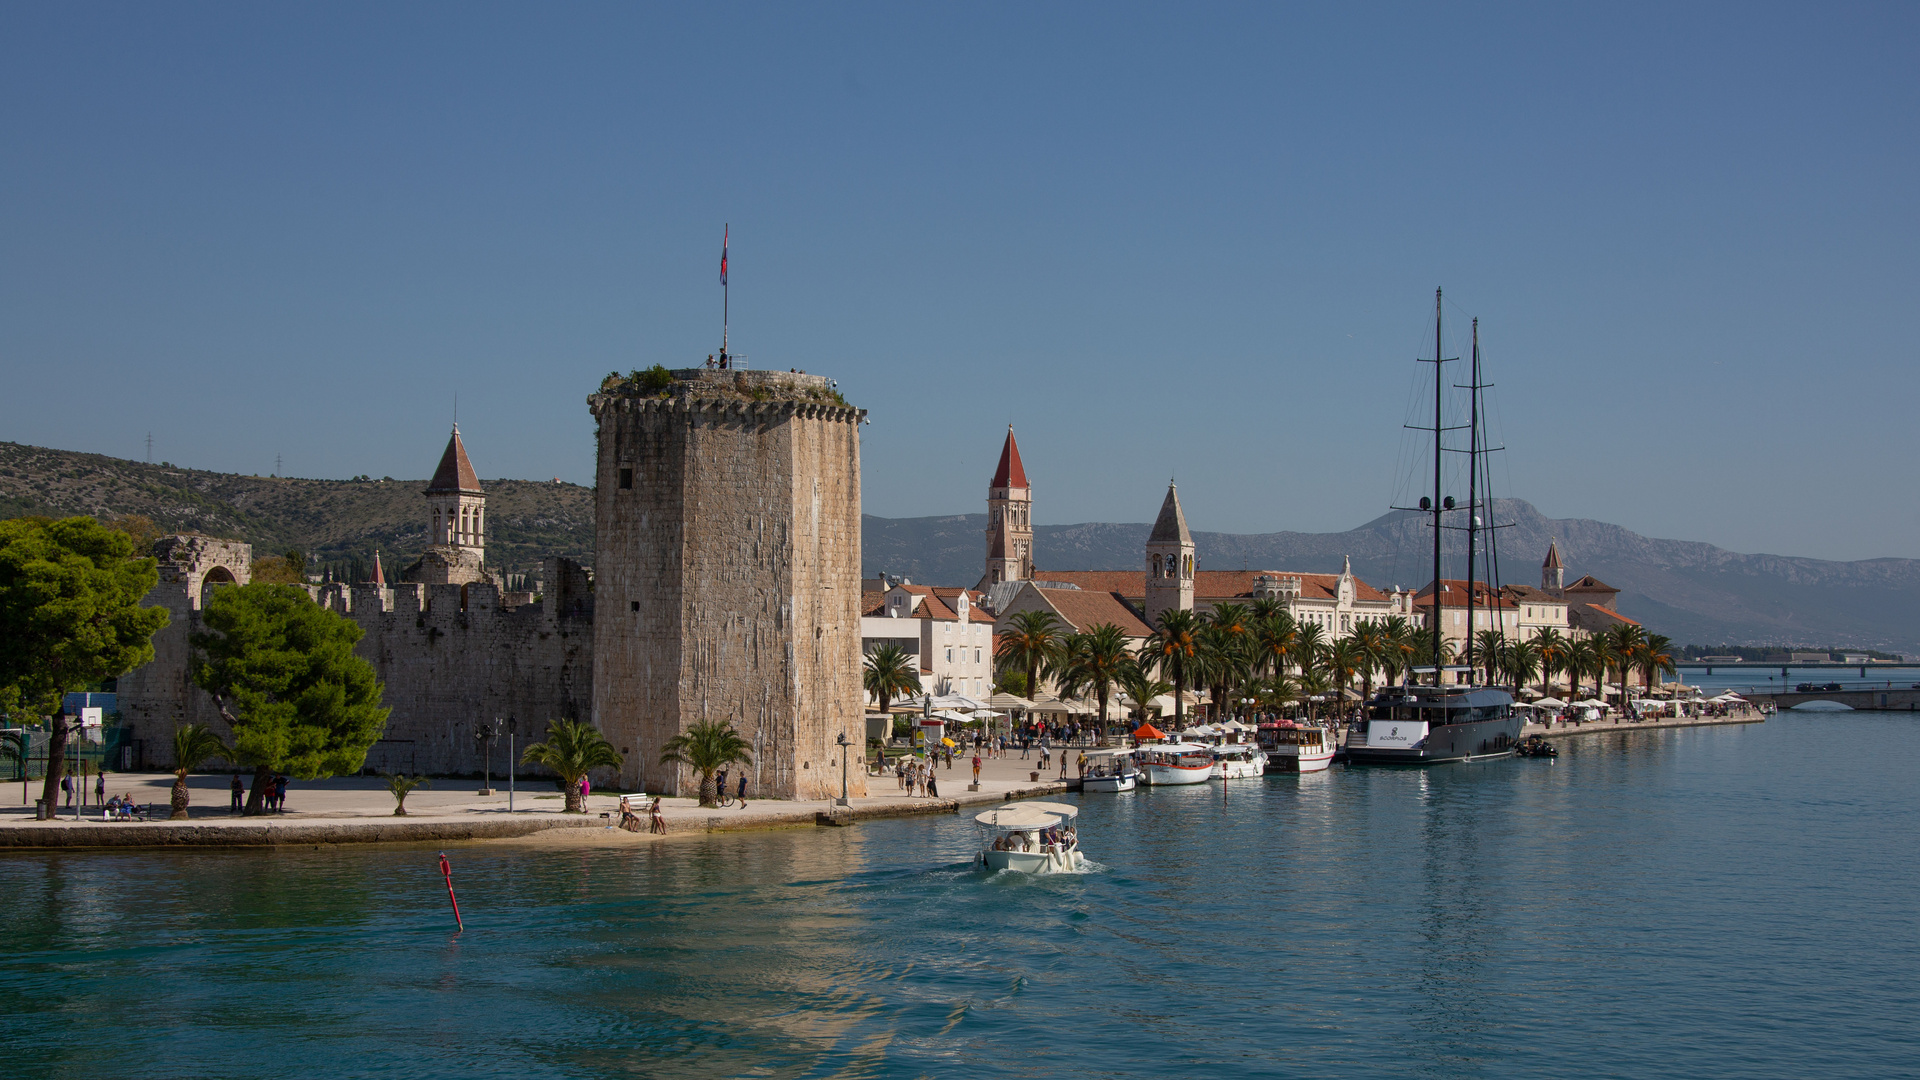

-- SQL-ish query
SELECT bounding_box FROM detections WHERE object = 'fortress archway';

[199,565,237,608]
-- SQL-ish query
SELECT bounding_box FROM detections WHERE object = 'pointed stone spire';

[373,550,386,587]
[1543,539,1564,570]
[427,424,483,495]
[990,425,1028,489]
[1149,482,1192,544]
[1542,539,1565,594]
[982,425,1034,587]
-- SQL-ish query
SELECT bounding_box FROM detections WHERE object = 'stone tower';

[589,368,867,801]
[1542,539,1565,595]
[410,425,492,586]
[983,426,1033,586]
[1143,482,1194,629]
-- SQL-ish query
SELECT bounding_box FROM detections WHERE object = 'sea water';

[2,712,1916,1078]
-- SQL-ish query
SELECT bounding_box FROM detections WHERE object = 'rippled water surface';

[4,712,1917,1078]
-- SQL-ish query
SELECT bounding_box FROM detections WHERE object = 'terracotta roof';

[1543,540,1564,570]
[1584,604,1640,627]
[1035,571,1141,595]
[862,590,887,616]
[1564,574,1617,594]
[1413,579,1517,609]
[1500,584,1560,603]
[1028,586,1151,637]
[426,426,483,494]
[990,427,1028,489]
[1148,483,1191,544]
[884,584,978,621]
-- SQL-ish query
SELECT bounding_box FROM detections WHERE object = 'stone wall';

[118,536,593,777]
[590,372,868,800]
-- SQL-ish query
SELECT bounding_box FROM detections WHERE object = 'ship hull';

[1344,714,1526,766]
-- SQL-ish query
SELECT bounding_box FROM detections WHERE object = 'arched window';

[1152,555,1162,577]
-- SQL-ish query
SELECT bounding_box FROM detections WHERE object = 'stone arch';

[200,565,237,608]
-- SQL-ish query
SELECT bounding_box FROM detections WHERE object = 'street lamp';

[506,716,516,813]
[475,720,501,796]
[835,731,851,807]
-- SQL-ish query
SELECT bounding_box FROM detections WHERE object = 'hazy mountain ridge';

[3,441,1910,653]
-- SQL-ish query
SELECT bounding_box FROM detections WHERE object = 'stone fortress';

[119,370,865,800]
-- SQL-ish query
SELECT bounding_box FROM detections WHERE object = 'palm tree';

[1326,638,1365,721]
[657,719,753,807]
[1566,637,1600,700]
[1604,624,1646,705]
[1347,621,1389,703]
[996,610,1066,701]
[1379,615,1417,687]
[1504,638,1541,695]
[385,772,431,816]
[1473,629,1507,686]
[1297,669,1333,724]
[1248,673,1298,716]
[1639,633,1678,694]
[168,724,230,820]
[1294,622,1328,681]
[1116,663,1173,727]
[1195,624,1251,721]
[1057,623,1133,732]
[1531,628,1569,697]
[862,643,921,716]
[1250,611,1299,683]
[1140,608,1202,728]
[520,719,626,812]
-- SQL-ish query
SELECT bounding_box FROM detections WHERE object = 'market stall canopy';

[988,692,1038,711]
[1133,723,1167,740]
[1575,698,1610,708]
[1534,697,1568,708]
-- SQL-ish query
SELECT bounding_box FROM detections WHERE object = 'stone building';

[589,368,867,800]
[977,426,1033,589]
[858,583,994,699]
[116,433,594,777]
[1142,483,1195,629]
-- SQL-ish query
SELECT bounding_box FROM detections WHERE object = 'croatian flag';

[719,225,728,287]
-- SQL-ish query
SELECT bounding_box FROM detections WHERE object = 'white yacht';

[1080,749,1138,792]
[1209,743,1266,779]
[1138,743,1214,786]
[976,801,1085,873]
[1257,722,1336,772]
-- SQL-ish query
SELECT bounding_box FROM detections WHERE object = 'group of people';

[989,823,1076,854]
[100,793,146,821]
[617,795,669,834]
[894,756,940,798]
[228,773,290,813]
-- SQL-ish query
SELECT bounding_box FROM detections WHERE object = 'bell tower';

[1143,482,1194,629]
[1542,539,1565,595]
[413,424,491,586]
[984,426,1032,585]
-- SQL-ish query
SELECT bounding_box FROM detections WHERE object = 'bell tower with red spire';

[410,424,493,586]
[984,426,1033,586]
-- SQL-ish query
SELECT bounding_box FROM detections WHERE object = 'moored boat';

[1138,742,1214,786]
[1080,748,1138,792]
[976,801,1085,873]
[1209,743,1266,779]
[1257,722,1336,772]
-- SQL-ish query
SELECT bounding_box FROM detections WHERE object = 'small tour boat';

[976,801,1085,873]
[1209,743,1266,779]
[1080,749,1138,792]
[1257,722,1336,772]
[1515,734,1558,759]
[1137,742,1214,786]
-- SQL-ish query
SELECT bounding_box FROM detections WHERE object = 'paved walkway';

[0,745,1085,848]
[1523,710,1766,740]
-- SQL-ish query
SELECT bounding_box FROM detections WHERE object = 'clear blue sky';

[2,4,1914,561]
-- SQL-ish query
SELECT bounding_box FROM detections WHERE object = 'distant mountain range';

[863,502,1920,656]
[3,440,1912,654]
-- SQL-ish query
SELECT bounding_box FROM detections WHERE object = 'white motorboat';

[1257,722,1336,772]
[1137,742,1214,786]
[976,801,1085,873]
[1080,748,1138,792]
[1209,743,1266,779]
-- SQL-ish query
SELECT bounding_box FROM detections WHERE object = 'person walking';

[230,774,244,814]
[274,775,288,813]
[649,796,666,834]
[927,769,939,800]
[61,773,73,808]
[972,754,982,785]
[737,773,748,807]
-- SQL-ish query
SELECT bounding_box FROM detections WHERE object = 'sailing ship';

[1346,290,1526,765]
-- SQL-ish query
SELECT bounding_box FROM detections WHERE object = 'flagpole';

[721,223,729,365]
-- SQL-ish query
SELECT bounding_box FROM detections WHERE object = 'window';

[619,467,633,489]
[630,601,639,612]
[945,648,952,662]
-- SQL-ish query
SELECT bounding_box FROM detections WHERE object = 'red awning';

[1133,723,1166,740]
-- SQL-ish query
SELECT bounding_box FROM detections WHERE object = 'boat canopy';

[1081,748,1132,759]
[974,801,1079,830]
[1143,742,1210,754]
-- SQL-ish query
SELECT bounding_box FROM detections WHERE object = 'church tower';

[1542,539,1565,595]
[1143,482,1194,629]
[411,425,492,586]
[983,426,1033,585]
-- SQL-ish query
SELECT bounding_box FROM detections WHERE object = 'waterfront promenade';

[1522,711,1765,740]
[0,751,1077,849]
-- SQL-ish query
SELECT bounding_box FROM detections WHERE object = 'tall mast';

[1431,288,1444,685]
[1465,316,1479,683]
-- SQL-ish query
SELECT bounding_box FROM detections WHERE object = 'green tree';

[1531,628,1569,697]
[190,583,389,815]
[0,516,170,812]
[0,729,25,781]
[1250,611,1299,683]
[658,719,753,807]
[1603,623,1645,705]
[1639,633,1678,693]
[168,723,230,820]
[1057,624,1134,731]
[996,610,1066,702]
[1140,609,1201,728]
[1115,664,1172,726]
[520,718,626,812]
[1325,638,1365,720]
[1378,615,1417,687]
[862,643,920,716]
[1347,621,1389,703]
[1503,638,1541,694]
